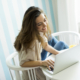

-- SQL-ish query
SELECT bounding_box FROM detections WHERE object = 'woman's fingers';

[50,59,55,64]
[47,59,54,65]
[47,65,51,71]
[42,59,54,70]
[47,59,54,69]
[48,59,54,65]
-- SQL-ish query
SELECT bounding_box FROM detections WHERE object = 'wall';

[75,0,80,33]
[56,0,78,32]
[0,0,56,80]
[75,0,80,23]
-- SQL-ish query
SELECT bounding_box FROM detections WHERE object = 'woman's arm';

[43,42,59,55]
[21,60,42,67]
[21,59,54,70]
[21,43,57,69]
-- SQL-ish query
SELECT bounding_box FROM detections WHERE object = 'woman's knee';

[58,41,69,49]
[57,41,65,46]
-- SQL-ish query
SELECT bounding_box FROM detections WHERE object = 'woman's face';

[36,13,48,33]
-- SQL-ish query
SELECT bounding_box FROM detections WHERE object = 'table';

[42,56,80,80]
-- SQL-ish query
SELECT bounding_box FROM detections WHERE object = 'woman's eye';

[37,23,42,26]
[38,24,41,26]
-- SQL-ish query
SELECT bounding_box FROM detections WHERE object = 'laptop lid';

[53,44,80,74]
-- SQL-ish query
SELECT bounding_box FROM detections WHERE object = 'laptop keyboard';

[47,66,54,71]
[50,66,54,71]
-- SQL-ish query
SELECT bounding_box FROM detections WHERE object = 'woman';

[14,6,68,80]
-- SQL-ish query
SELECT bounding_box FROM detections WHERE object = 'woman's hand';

[41,59,54,70]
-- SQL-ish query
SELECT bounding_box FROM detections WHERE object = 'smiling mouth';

[42,28,46,30]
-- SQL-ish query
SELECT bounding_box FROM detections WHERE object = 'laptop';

[42,44,80,75]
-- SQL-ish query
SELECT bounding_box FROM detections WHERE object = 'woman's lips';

[42,27,46,30]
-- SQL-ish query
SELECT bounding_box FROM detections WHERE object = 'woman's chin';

[43,29,47,32]
[43,30,47,33]
[39,29,47,33]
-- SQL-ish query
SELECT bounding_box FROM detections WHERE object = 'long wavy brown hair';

[14,6,51,52]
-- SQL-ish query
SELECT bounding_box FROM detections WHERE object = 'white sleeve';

[18,44,36,66]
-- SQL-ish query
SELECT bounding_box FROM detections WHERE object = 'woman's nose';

[43,22,46,26]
